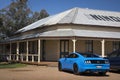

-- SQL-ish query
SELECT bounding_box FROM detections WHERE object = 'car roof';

[108,49,120,56]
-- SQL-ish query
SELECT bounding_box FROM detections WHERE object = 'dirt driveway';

[0,65,120,80]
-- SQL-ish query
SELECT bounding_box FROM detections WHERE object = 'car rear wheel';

[73,64,79,75]
[58,62,62,71]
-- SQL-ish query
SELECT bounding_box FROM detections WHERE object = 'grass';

[0,62,27,69]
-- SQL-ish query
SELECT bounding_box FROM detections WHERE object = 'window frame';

[86,40,93,53]
[113,41,120,51]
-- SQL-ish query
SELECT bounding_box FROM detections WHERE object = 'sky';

[0,0,120,15]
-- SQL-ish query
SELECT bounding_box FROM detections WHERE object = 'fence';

[0,54,39,62]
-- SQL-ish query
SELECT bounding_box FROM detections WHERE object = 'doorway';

[60,40,69,58]
[41,40,46,61]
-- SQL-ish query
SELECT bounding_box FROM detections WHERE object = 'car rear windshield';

[79,53,99,58]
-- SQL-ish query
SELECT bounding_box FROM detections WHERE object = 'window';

[19,42,27,54]
[109,49,120,57]
[79,53,99,58]
[60,40,69,58]
[109,53,117,57]
[113,41,120,51]
[86,40,93,53]
[68,54,78,58]
[118,53,120,57]
[29,41,38,54]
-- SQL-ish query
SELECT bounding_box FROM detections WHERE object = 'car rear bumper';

[84,69,109,73]
[79,64,110,72]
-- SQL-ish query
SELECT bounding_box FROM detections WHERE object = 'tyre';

[58,62,62,71]
[73,64,79,75]
[98,72,106,75]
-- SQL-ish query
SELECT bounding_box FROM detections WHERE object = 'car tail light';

[85,60,91,64]
[105,60,109,64]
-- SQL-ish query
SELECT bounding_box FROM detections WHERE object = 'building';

[0,7,120,63]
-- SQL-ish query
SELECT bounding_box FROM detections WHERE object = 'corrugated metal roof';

[38,29,120,39]
[73,29,120,39]
[16,7,120,33]
[10,29,120,41]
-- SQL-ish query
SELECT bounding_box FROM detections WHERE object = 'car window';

[68,53,78,58]
[109,53,118,57]
[68,54,73,58]
[108,49,120,57]
[79,53,99,58]
[118,54,120,57]
[73,54,78,58]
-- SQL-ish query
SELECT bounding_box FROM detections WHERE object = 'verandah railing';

[0,54,39,62]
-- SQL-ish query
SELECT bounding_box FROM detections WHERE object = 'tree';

[31,9,49,22]
[0,18,4,40]
[0,17,7,40]
[0,18,3,26]
[39,9,49,19]
[0,0,49,39]
[0,0,32,37]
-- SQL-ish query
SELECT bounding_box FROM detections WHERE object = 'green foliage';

[0,63,27,69]
[31,9,49,23]
[0,18,3,26]
[0,0,32,37]
[0,18,5,40]
[0,0,49,39]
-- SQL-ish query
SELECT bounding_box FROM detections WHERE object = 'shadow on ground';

[62,70,109,77]
[109,70,120,74]
[10,69,33,72]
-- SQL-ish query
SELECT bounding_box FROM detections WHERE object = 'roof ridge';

[75,7,120,14]
[58,8,79,23]
[71,7,79,23]
[57,8,74,23]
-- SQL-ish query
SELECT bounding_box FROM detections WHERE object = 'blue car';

[58,52,110,75]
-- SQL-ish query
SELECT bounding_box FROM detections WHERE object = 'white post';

[26,41,28,62]
[9,42,11,60]
[101,39,105,57]
[16,42,19,61]
[38,39,41,63]
[72,39,77,52]
[32,55,34,62]
[21,54,23,61]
